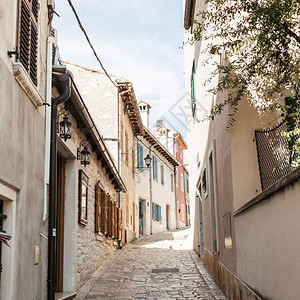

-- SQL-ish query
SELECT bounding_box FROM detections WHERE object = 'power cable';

[66,0,118,88]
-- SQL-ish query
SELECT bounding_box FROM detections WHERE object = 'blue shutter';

[152,203,155,220]
[137,143,143,170]
[158,206,161,221]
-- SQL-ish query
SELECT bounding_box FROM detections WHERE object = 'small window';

[180,174,184,191]
[152,204,161,221]
[186,178,189,193]
[171,174,174,192]
[223,213,232,249]
[191,59,196,117]
[125,132,129,165]
[153,156,158,179]
[18,0,39,85]
[202,168,207,193]
[176,172,178,186]
[137,143,143,170]
[160,165,164,185]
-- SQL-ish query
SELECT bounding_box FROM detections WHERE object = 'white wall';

[135,138,176,236]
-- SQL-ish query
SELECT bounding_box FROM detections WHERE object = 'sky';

[53,0,187,140]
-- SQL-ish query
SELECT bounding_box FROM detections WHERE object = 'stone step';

[55,292,77,300]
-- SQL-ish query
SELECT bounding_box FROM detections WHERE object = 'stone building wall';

[57,103,120,289]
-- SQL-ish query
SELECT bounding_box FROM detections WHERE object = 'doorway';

[56,155,65,292]
[139,198,144,235]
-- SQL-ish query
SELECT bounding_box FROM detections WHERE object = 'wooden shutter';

[95,184,101,233]
[100,189,105,234]
[107,195,112,237]
[114,204,118,239]
[111,201,115,238]
[126,193,129,227]
[19,0,38,85]
[117,208,122,240]
[104,193,108,235]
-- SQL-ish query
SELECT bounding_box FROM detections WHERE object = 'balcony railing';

[255,118,299,190]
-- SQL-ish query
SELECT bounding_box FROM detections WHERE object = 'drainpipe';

[149,148,153,235]
[43,36,55,222]
[174,166,179,229]
[48,74,71,300]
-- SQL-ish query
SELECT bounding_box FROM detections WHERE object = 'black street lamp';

[136,153,152,173]
[144,154,152,168]
[58,108,72,142]
[77,141,90,167]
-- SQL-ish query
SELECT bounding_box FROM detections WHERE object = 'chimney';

[138,100,151,128]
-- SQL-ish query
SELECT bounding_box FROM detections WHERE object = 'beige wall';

[235,175,300,300]
[65,63,138,244]
[0,1,50,299]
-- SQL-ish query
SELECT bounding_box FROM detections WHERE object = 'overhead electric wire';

[66,0,118,88]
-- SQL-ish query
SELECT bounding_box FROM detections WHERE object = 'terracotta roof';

[117,81,144,136]
[138,100,152,108]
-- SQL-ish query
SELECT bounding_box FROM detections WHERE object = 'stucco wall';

[235,174,300,300]
[0,1,50,299]
[135,137,177,236]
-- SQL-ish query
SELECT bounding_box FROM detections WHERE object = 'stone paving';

[75,228,227,300]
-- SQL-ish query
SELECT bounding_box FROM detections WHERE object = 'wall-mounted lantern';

[136,154,152,173]
[77,141,90,167]
[58,108,72,142]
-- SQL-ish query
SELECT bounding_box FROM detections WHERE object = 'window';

[125,132,129,165]
[175,141,178,153]
[180,174,184,191]
[152,203,161,221]
[180,146,183,158]
[153,156,158,179]
[186,178,189,193]
[79,170,88,226]
[18,0,39,85]
[132,146,135,177]
[137,143,143,170]
[223,213,232,249]
[202,167,207,193]
[160,165,164,185]
[191,59,196,117]
[171,174,174,192]
[175,171,178,186]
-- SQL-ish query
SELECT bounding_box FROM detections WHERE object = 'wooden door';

[56,155,65,292]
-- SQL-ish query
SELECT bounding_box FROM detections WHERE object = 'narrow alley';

[75,228,227,300]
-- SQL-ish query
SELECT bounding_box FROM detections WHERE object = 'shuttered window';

[153,156,158,179]
[152,203,161,221]
[191,59,196,117]
[18,0,39,85]
[137,143,143,170]
[108,195,112,237]
[95,184,101,233]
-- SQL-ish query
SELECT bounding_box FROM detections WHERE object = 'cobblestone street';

[75,228,227,300]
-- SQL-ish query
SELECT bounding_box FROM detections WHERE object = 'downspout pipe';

[48,73,71,300]
[43,36,55,222]
[174,166,179,229]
